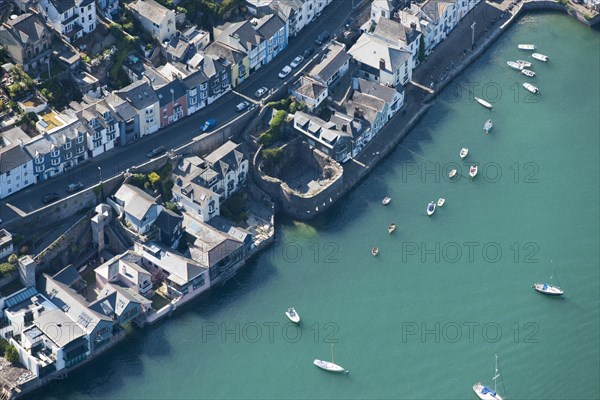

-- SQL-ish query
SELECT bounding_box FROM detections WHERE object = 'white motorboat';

[382,196,391,205]
[460,148,469,159]
[469,165,478,178]
[437,198,445,207]
[449,169,457,178]
[388,223,396,234]
[506,61,522,70]
[474,97,493,109]
[372,247,379,256]
[518,44,535,50]
[314,345,348,374]
[521,69,535,77]
[473,355,504,400]
[532,52,549,62]
[285,308,300,323]
[426,201,436,216]
[516,60,532,68]
[484,119,493,133]
[533,271,564,296]
[523,82,539,94]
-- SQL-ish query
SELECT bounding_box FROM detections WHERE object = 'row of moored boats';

[507,44,550,95]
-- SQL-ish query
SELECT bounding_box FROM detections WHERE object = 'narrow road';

[0,1,361,221]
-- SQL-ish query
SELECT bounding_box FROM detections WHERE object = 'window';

[64,141,71,150]
[36,156,44,164]
[66,152,73,160]
[51,158,60,166]
[77,135,84,143]
[77,147,85,154]
[35,165,44,173]
[51,149,60,157]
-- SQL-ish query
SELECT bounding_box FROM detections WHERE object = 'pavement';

[0,1,360,223]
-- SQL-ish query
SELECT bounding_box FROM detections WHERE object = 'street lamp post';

[98,166,103,199]
[471,21,476,50]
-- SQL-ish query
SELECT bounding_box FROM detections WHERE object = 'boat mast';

[493,354,500,393]
[331,344,334,364]
[553,270,562,288]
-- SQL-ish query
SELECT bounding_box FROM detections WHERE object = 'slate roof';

[129,0,171,24]
[156,79,187,107]
[348,34,412,73]
[310,41,350,84]
[114,80,159,111]
[0,13,49,47]
[254,14,284,39]
[154,208,183,234]
[90,283,150,318]
[52,265,84,288]
[38,274,112,335]
[294,76,327,101]
[215,20,263,53]
[138,241,207,286]
[114,183,157,221]
[373,17,409,44]
[1,126,31,147]
[205,41,247,65]
[0,144,32,174]
[345,91,386,125]
[422,0,453,21]
[354,78,402,102]
[32,309,86,348]
[51,0,76,14]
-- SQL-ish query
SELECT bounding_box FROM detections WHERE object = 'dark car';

[314,31,330,46]
[147,145,166,158]
[303,47,314,58]
[201,118,217,132]
[42,193,60,204]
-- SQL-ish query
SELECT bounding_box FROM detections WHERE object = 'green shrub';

[129,174,148,188]
[4,345,20,364]
[148,172,160,186]
[165,201,180,214]
[0,262,16,278]
[7,254,18,264]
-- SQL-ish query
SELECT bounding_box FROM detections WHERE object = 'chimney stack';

[379,58,386,70]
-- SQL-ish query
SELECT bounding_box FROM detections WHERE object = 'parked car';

[147,145,166,158]
[42,193,60,204]
[66,182,84,193]
[345,18,355,29]
[235,101,250,112]
[255,87,268,98]
[290,55,304,69]
[278,65,292,79]
[314,31,330,46]
[201,118,217,132]
[302,47,314,58]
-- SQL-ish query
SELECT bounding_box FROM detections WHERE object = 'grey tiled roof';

[0,144,32,174]
[114,183,157,221]
[0,13,49,47]
[129,0,171,24]
[349,34,412,73]
[310,41,350,84]
[115,80,159,111]
[254,14,284,39]
[355,78,402,103]
[156,79,187,107]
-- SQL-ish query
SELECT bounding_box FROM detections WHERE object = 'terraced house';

[0,13,52,72]
[38,0,97,42]
[69,97,121,158]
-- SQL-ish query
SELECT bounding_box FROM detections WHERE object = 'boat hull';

[460,148,469,159]
[474,97,493,109]
[473,383,503,400]
[437,198,445,207]
[286,311,301,323]
[382,197,391,205]
[427,203,436,216]
[533,283,564,296]
[313,359,347,373]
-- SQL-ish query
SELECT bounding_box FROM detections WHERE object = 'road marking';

[5,203,27,217]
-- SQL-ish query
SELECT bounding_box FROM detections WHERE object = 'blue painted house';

[253,14,288,65]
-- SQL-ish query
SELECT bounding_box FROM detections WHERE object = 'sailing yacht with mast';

[473,355,504,400]
[533,271,564,296]
[314,344,349,373]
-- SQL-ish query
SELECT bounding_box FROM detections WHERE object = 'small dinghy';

[382,197,391,205]
[469,165,478,178]
[474,97,493,109]
[371,247,379,256]
[314,344,349,374]
[484,119,493,133]
[518,44,535,50]
[516,60,532,68]
[426,201,436,216]
[523,82,539,94]
[437,198,445,207]
[507,61,522,70]
[285,308,300,323]
[532,53,548,62]
[521,69,535,77]
[449,169,457,178]
[388,223,396,234]
[460,147,469,159]
[533,271,564,296]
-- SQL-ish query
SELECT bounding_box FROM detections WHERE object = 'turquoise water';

[37,12,599,400]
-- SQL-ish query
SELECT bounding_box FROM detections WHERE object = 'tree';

[418,37,425,63]
[0,262,16,278]
[7,254,18,264]
[4,345,20,364]
[148,172,161,187]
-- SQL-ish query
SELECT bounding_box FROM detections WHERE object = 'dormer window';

[36,156,44,164]
[77,135,84,143]
[64,142,71,150]
[51,149,60,157]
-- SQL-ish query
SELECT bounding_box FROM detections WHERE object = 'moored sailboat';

[314,344,348,374]
[473,355,504,400]
[533,271,564,296]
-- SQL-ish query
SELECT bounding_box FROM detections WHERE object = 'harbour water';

[36,12,599,400]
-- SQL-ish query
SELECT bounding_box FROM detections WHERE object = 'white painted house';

[38,0,97,43]
[348,33,412,88]
[127,0,176,43]
[69,99,120,158]
[0,127,35,199]
[370,17,422,70]
[370,0,393,23]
